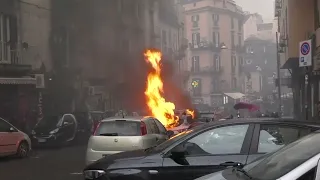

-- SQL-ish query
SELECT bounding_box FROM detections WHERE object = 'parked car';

[31,114,78,146]
[83,117,320,180]
[0,117,31,158]
[195,130,320,180]
[85,116,174,165]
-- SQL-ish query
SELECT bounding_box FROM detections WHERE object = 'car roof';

[192,117,320,131]
[101,116,153,122]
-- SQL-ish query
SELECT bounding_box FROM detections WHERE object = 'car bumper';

[85,149,122,165]
[31,134,62,146]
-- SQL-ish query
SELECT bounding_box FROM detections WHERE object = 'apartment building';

[276,0,319,119]
[181,0,245,107]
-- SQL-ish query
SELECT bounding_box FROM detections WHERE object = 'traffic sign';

[299,39,312,67]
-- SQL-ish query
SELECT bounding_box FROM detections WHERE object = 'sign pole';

[305,72,308,120]
[299,39,312,120]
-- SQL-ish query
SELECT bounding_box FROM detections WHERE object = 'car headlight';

[49,128,59,134]
[83,170,106,179]
[31,130,36,135]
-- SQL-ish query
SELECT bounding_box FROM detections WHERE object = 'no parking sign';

[299,39,312,67]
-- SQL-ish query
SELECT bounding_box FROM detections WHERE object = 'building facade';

[181,0,245,107]
[242,36,277,98]
[276,0,319,119]
[0,0,52,130]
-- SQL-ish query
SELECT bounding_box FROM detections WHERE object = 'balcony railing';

[189,42,221,52]
[191,66,223,75]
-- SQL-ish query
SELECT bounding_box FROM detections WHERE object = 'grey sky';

[236,0,274,21]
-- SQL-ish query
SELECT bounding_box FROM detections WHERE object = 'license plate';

[38,138,46,143]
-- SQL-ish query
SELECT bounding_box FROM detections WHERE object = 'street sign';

[299,39,312,67]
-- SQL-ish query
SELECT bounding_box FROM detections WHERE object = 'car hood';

[84,149,149,170]
[33,125,59,134]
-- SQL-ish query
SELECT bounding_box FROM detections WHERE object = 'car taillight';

[140,121,147,136]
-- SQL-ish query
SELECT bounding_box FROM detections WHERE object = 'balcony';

[189,42,221,52]
[0,49,32,75]
[191,66,223,75]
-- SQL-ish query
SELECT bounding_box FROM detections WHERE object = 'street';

[0,145,86,180]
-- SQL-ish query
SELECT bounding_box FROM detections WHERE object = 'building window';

[161,30,167,53]
[212,32,220,47]
[232,77,237,89]
[191,15,199,28]
[214,54,221,71]
[212,79,219,93]
[238,35,242,46]
[246,46,253,54]
[212,14,219,26]
[231,18,234,29]
[239,56,244,65]
[0,14,11,63]
[192,32,200,45]
[191,78,202,96]
[191,56,200,72]
[231,32,235,49]
[238,20,242,32]
[231,56,236,73]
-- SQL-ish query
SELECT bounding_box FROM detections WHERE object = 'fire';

[144,50,179,128]
[144,49,195,128]
[186,109,195,119]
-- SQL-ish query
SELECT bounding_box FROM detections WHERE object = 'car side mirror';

[171,145,187,158]
[167,130,174,138]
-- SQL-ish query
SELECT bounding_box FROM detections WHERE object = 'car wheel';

[17,141,29,158]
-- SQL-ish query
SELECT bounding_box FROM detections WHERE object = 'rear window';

[95,120,141,136]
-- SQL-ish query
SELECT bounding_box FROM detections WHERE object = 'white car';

[195,130,320,180]
[85,116,174,165]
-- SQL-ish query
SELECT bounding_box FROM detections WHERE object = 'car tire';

[16,141,29,158]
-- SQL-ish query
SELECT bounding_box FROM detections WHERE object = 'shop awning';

[224,92,245,100]
[0,77,36,85]
[281,57,299,69]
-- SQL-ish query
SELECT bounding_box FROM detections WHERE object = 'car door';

[247,123,314,163]
[0,119,19,155]
[160,124,254,180]
[153,118,169,143]
[59,114,77,142]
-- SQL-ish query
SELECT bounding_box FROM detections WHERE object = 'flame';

[144,50,179,128]
[186,109,195,119]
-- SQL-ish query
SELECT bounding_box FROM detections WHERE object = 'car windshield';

[246,132,320,180]
[95,120,141,136]
[36,116,61,128]
[152,129,194,152]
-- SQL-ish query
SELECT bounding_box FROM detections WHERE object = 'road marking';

[70,172,82,175]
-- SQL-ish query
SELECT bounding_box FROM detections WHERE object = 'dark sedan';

[83,118,320,180]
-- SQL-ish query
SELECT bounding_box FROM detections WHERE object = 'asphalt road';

[0,145,87,180]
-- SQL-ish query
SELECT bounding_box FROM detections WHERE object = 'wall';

[19,0,52,70]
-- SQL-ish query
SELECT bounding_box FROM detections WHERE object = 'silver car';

[85,116,173,165]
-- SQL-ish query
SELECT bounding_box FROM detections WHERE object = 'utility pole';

[276,32,282,115]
